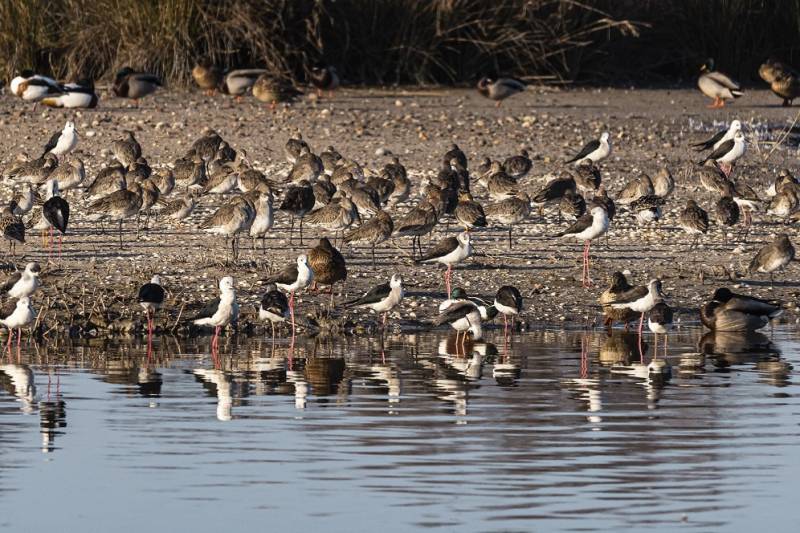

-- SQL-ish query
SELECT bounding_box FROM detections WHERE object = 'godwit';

[138,275,165,336]
[345,274,404,333]
[259,283,290,343]
[503,150,532,179]
[49,156,85,193]
[484,163,519,201]
[484,191,531,249]
[5,152,57,184]
[695,159,734,196]
[571,161,602,195]
[202,165,238,195]
[714,195,740,242]
[678,199,709,249]
[532,175,576,215]
[454,190,487,231]
[0,297,35,349]
[1,201,25,257]
[249,192,275,253]
[304,193,359,244]
[748,233,795,287]
[153,169,175,196]
[559,205,610,288]
[87,183,143,248]
[285,133,309,164]
[42,121,78,157]
[565,132,611,165]
[85,165,127,201]
[320,146,342,176]
[416,231,472,297]
[264,255,314,335]
[199,195,253,262]
[112,131,142,167]
[12,183,36,216]
[173,154,207,190]
[630,195,666,225]
[279,180,316,245]
[700,288,781,332]
[288,146,323,183]
[393,200,438,259]
[343,210,394,268]
[308,237,348,306]
[652,167,675,198]
[559,189,586,221]
[1,262,41,298]
[193,276,239,354]
[617,174,654,205]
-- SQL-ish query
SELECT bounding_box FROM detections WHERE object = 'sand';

[1,85,799,337]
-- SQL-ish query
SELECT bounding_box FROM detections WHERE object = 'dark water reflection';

[0,328,798,532]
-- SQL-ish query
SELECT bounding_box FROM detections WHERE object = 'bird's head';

[64,121,75,133]
[710,287,733,303]
[600,131,610,143]
[16,296,30,308]
[458,231,471,246]
[219,276,235,292]
[297,254,309,267]
[390,274,403,289]
[150,274,162,285]
[26,262,41,276]
[701,58,715,72]
[649,279,666,299]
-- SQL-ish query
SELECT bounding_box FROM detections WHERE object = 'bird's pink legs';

[289,291,296,337]
[6,329,12,351]
[17,328,21,348]
[582,240,593,288]
[637,312,645,363]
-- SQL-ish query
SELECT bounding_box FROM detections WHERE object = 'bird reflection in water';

[699,330,790,385]
[1,358,36,414]
[430,333,493,419]
[40,369,66,453]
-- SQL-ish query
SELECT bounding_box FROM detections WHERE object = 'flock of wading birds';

[1,63,798,354]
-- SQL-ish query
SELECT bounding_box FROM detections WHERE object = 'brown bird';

[1,201,25,257]
[748,233,795,288]
[344,210,394,268]
[192,59,223,95]
[453,190,487,231]
[678,199,709,249]
[308,237,347,306]
[598,272,640,331]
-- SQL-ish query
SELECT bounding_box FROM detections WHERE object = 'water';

[1,328,798,532]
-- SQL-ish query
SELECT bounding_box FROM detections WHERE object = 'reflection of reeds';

[0,0,638,85]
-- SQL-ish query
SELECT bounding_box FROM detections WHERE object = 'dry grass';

[0,0,638,85]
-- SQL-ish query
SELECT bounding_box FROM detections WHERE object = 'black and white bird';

[258,283,290,342]
[691,119,742,151]
[42,121,78,157]
[138,275,165,336]
[9,71,61,104]
[748,233,795,287]
[609,279,666,336]
[0,297,35,349]
[41,79,98,109]
[263,255,314,336]
[648,299,674,358]
[1,262,41,299]
[565,132,611,165]
[559,206,610,288]
[704,130,746,176]
[494,285,523,336]
[345,274,404,332]
[193,276,239,353]
[433,300,484,348]
[40,179,69,260]
[416,232,473,298]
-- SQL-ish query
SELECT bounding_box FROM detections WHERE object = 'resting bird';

[700,288,781,332]
[192,59,223,95]
[252,74,303,108]
[138,275,165,336]
[759,58,800,106]
[309,64,340,97]
[112,67,162,103]
[476,77,525,106]
[698,58,743,108]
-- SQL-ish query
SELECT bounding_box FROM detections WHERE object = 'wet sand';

[1,86,799,336]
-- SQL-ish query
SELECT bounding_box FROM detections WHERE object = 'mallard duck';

[309,64,339,97]
[41,79,98,109]
[192,59,223,95]
[759,58,800,105]
[700,288,781,331]
[476,77,526,106]
[698,58,743,108]
[112,67,162,103]
[253,74,303,108]
[221,69,267,99]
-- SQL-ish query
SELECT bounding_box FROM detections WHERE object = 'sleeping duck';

[192,59,223,95]
[700,288,782,332]
[42,79,98,108]
[477,77,526,106]
[758,58,800,106]
[10,70,61,103]
[698,58,743,108]
[221,69,267,99]
[112,67,162,102]
[252,74,303,108]
[309,64,339,97]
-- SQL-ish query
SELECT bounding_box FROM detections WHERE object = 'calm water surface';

[1,328,798,532]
